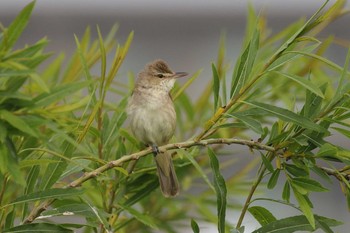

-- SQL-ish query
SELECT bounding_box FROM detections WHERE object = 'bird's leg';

[151,143,160,156]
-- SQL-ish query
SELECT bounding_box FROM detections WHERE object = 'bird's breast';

[127,88,176,146]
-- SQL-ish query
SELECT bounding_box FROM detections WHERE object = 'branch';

[23,138,275,224]
[320,166,350,181]
[69,138,275,188]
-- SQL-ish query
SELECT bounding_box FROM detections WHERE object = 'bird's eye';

[157,74,164,78]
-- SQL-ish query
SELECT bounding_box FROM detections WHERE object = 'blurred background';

[1,0,350,232]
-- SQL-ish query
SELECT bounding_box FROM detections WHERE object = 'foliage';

[0,0,350,232]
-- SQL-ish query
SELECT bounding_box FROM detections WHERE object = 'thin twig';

[23,138,275,224]
[320,166,350,181]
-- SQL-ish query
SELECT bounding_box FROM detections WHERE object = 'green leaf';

[332,127,350,139]
[266,0,329,66]
[260,153,274,173]
[0,1,35,53]
[316,143,338,157]
[208,147,227,233]
[191,219,200,233]
[282,181,291,202]
[1,188,84,208]
[0,110,38,137]
[228,112,264,134]
[0,141,25,186]
[284,164,309,177]
[334,47,350,104]
[182,149,215,192]
[3,223,73,233]
[285,50,348,74]
[301,83,326,119]
[252,215,341,233]
[32,81,91,108]
[212,63,220,110]
[272,71,324,98]
[41,204,95,218]
[21,165,40,220]
[85,202,110,231]
[74,35,96,102]
[121,205,158,229]
[231,28,260,97]
[242,101,328,133]
[267,169,280,189]
[268,43,320,71]
[291,177,328,192]
[248,206,277,226]
[293,189,315,228]
[123,178,159,207]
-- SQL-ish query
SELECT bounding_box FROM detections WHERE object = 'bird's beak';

[173,72,188,79]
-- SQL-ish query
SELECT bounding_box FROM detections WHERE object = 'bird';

[126,59,188,197]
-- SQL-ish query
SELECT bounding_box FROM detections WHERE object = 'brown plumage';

[127,60,188,197]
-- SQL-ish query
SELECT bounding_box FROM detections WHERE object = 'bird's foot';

[151,144,160,155]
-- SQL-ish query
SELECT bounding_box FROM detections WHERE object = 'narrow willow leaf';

[121,205,158,229]
[282,181,291,202]
[0,1,35,52]
[252,215,341,233]
[212,63,220,110]
[3,223,73,233]
[267,0,329,66]
[2,188,84,208]
[292,177,328,192]
[243,101,328,133]
[248,206,277,226]
[285,164,309,177]
[0,140,25,186]
[272,71,324,98]
[260,153,274,173]
[333,43,350,104]
[0,110,38,137]
[29,73,50,93]
[4,209,15,230]
[105,31,134,88]
[268,43,320,71]
[41,53,65,83]
[301,83,326,119]
[228,113,263,134]
[310,166,332,183]
[285,51,348,74]
[191,219,200,233]
[230,28,260,97]
[182,149,215,192]
[332,127,350,139]
[21,165,40,221]
[316,143,338,157]
[293,189,315,228]
[40,204,95,218]
[267,169,280,189]
[86,202,110,232]
[123,179,159,207]
[97,25,107,89]
[208,147,227,233]
[4,38,48,60]
[50,96,90,113]
[33,81,91,108]
[74,35,96,100]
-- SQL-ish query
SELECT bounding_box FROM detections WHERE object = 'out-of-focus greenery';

[1,1,350,232]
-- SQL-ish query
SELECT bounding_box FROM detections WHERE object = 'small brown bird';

[127,60,188,197]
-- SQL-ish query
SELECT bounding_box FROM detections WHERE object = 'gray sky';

[0,0,343,16]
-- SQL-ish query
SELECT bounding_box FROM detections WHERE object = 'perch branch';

[23,138,275,224]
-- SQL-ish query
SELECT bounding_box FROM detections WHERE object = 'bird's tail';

[154,151,179,197]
